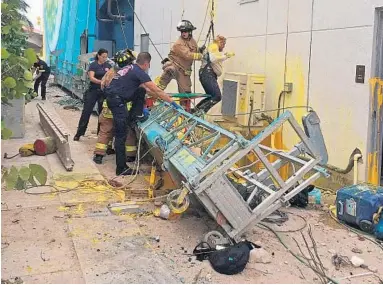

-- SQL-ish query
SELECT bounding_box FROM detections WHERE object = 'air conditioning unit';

[221,72,265,126]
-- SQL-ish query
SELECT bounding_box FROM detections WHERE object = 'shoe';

[136,114,148,123]
[73,135,80,141]
[93,154,103,164]
[116,165,138,176]
[126,156,136,162]
[42,98,46,101]
[106,148,116,155]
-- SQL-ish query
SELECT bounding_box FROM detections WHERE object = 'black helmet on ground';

[176,20,196,32]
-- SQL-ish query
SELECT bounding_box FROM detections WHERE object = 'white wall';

[134,0,383,181]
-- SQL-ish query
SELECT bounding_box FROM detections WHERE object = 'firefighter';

[93,101,138,164]
[156,20,204,102]
[103,51,179,176]
[93,48,138,165]
[73,48,111,141]
[192,35,234,114]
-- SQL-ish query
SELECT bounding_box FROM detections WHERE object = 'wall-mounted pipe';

[353,153,363,184]
[299,147,363,175]
[107,0,127,21]
[96,0,113,22]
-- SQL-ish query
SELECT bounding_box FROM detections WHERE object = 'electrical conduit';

[353,153,362,185]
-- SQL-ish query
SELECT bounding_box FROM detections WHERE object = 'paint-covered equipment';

[336,184,383,239]
[137,101,329,243]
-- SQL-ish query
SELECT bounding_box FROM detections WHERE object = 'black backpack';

[193,240,260,275]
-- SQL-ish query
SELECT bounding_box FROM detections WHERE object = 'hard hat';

[113,48,136,67]
[176,20,196,32]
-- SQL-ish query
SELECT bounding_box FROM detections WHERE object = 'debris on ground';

[56,97,83,110]
[338,272,374,281]
[350,255,365,267]
[331,254,351,270]
[159,204,171,220]
[368,266,378,273]
[107,202,144,215]
[1,277,23,284]
[249,247,272,264]
[351,247,363,254]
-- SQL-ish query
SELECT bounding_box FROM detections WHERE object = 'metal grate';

[221,80,238,116]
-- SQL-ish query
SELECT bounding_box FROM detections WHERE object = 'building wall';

[134,0,383,182]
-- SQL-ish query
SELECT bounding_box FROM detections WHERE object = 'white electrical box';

[221,72,265,126]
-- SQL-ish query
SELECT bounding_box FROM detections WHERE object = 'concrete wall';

[1,98,26,139]
[134,0,383,182]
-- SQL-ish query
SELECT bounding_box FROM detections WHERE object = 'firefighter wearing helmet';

[93,49,139,165]
[155,20,204,104]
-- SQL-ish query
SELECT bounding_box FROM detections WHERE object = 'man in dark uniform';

[103,52,181,175]
[33,55,51,100]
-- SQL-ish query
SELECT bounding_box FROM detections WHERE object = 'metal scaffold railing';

[138,102,329,242]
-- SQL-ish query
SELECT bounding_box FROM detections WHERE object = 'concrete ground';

[1,83,383,284]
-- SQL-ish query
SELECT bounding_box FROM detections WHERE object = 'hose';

[3,152,20,159]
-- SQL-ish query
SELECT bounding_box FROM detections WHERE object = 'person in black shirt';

[103,51,181,176]
[33,56,51,100]
[74,48,111,141]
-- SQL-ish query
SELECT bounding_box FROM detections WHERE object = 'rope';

[126,0,164,61]
[115,0,129,49]
[196,0,212,43]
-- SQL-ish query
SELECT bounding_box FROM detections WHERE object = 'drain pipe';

[353,153,363,185]
[96,0,113,22]
[299,148,362,175]
[107,0,127,21]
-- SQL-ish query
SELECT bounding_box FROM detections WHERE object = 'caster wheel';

[203,230,229,248]
[167,188,190,214]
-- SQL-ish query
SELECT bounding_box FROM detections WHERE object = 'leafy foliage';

[1,0,38,139]
[2,164,48,190]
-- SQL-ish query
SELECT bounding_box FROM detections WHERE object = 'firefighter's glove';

[225,52,235,58]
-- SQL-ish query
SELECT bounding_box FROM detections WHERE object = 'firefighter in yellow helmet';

[156,20,204,100]
[192,35,234,114]
[93,49,138,164]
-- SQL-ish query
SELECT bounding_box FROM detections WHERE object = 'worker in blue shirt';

[103,51,181,176]
[33,55,51,100]
[74,48,111,141]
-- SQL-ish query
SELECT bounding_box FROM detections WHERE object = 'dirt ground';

[3,82,383,284]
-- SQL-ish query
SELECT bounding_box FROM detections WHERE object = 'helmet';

[176,20,196,32]
[114,48,136,68]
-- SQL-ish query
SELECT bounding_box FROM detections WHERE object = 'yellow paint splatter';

[58,206,69,212]
[92,237,100,244]
[26,265,32,273]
